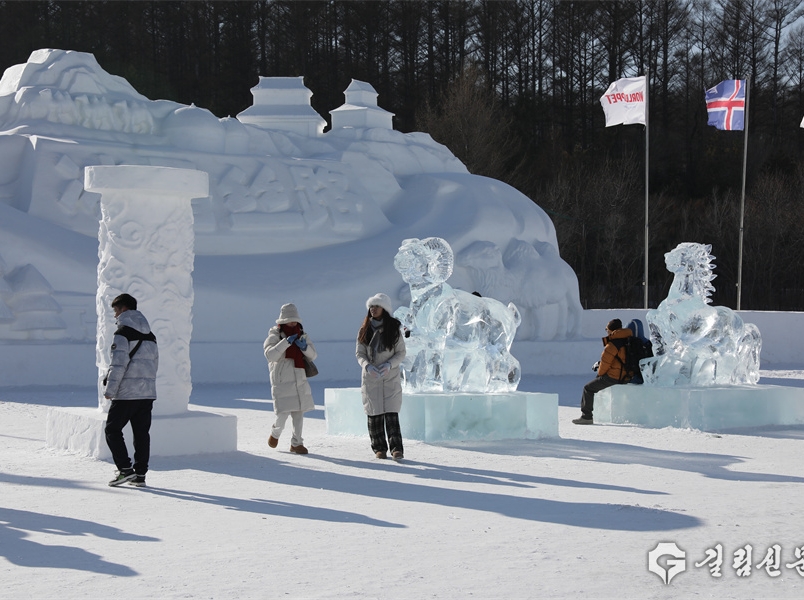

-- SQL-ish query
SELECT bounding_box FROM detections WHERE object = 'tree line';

[2,0,804,310]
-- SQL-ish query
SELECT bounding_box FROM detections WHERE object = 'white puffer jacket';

[104,309,158,400]
[263,326,317,414]
[356,326,406,416]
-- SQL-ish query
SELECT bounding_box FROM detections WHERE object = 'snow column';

[86,165,208,416]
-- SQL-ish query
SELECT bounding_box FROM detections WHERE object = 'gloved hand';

[592,361,600,372]
[378,362,391,375]
[295,337,308,351]
[367,364,381,377]
[286,334,299,344]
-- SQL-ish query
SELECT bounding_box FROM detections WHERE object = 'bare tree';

[416,64,523,183]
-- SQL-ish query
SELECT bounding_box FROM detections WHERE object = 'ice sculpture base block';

[595,384,804,431]
[325,388,558,441]
[46,407,238,459]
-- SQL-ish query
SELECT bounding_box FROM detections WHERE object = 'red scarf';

[281,324,305,369]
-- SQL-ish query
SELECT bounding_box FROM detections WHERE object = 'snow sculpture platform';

[595,384,804,431]
[46,407,237,458]
[325,388,558,441]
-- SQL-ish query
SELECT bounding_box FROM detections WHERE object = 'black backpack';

[612,319,653,384]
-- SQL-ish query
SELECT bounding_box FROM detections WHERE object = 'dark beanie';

[607,319,622,331]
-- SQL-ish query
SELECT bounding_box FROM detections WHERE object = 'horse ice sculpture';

[642,242,761,386]
[393,237,521,393]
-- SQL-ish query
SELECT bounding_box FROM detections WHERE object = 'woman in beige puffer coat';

[264,303,317,454]
[356,293,406,460]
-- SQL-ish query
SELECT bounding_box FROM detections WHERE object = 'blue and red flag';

[705,79,746,131]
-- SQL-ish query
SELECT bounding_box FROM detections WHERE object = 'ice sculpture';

[393,237,521,393]
[642,243,761,386]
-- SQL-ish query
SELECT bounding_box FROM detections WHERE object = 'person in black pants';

[356,293,407,460]
[572,319,632,425]
[102,293,158,487]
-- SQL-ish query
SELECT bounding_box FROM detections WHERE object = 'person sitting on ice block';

[572,319,632,425]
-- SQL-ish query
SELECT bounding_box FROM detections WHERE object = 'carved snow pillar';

[87,165,206,416]
[46,165,237,459]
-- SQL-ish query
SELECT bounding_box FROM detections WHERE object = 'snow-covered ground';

[2,371,804,599]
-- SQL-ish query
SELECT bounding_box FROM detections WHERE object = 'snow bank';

[0,48,582,377]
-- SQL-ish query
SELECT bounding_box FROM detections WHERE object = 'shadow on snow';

[152,450,700,533]
[0,505,157,576]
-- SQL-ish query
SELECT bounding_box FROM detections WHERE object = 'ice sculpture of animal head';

[394,237,454,288]
[664,242,717,303]
[642,242,761,386]
[393,237,521,393]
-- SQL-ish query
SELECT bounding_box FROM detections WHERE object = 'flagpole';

[643,71,650,309]
[737,76,749,311]
[598,75,649,308]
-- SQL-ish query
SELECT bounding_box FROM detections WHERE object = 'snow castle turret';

[330,79,394,130]
[236,76,326,137]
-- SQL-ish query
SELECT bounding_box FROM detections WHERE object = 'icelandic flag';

[705,79,745,131]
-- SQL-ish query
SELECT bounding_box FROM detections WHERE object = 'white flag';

[800,116,804,128]
[600,76,646,127]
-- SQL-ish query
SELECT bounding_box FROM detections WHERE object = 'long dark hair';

[358,308,401,350]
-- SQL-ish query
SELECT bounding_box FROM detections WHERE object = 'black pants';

[105,399,154,475]
[580,376,619,419]
[367,413,403,454]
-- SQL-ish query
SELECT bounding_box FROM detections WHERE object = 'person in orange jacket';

[572,318,632,425]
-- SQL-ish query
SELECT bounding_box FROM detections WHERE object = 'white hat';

[276,303,302,325]
[366,293,393,315]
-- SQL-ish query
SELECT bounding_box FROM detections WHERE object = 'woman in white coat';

[264,303,317,454]
[356,293,406,460]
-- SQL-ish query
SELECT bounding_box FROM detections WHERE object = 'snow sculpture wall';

[0,263,68,340]
[0,48,583,354]
[642,243,762,386]
[88,165,208,415]
[0,48,155,134]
